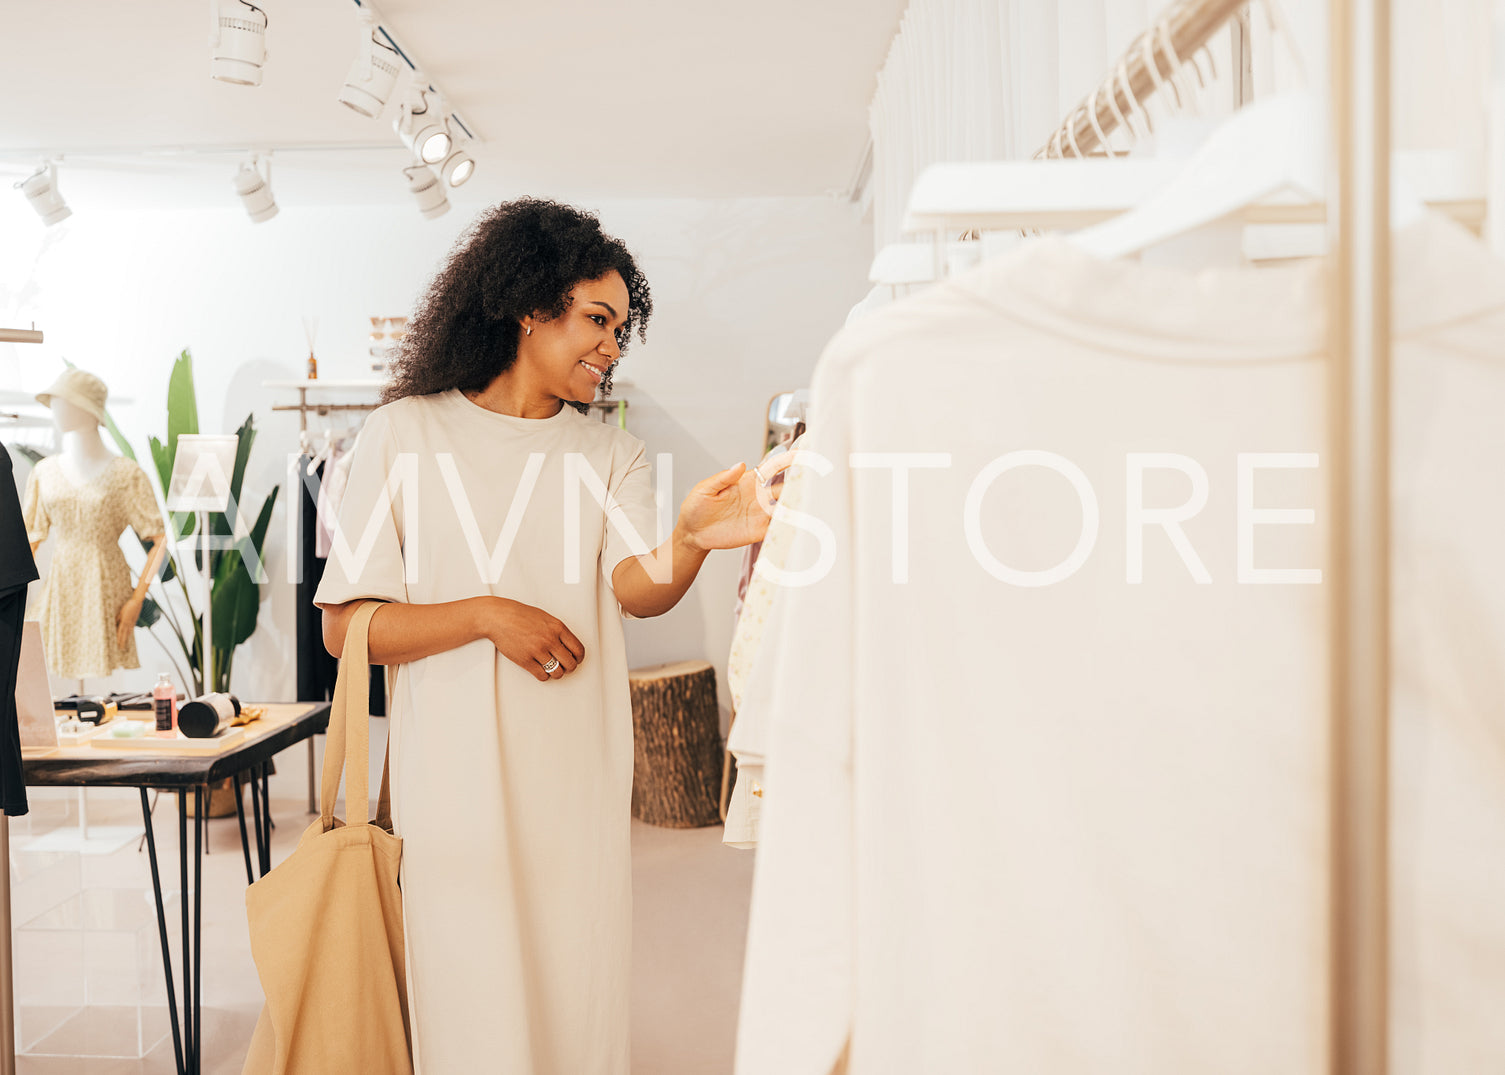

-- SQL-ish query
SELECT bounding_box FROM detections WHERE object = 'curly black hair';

[383,198,652,413]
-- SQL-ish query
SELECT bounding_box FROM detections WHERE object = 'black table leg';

[260,762,273,869]
[233,774,254,886]
[193,785,204,1075]
[248,768,267,878]
[139,789,185,1075]
[177,792,194,1075]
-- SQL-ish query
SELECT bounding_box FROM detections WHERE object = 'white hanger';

[1069,91,1426,262]
[305,423,337,476]
[1070,93,1320,260]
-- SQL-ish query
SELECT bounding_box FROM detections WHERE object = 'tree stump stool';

[629,660,724,828]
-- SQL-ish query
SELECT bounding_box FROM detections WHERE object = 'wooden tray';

[89,729,246,751]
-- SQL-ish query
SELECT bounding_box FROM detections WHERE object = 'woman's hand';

[116,594,145,650]
[483,598,586,683]
[678,455,794,552]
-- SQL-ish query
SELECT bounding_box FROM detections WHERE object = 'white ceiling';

[0,0,906,210]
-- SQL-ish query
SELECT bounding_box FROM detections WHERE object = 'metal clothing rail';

[270,393,382,435]
[1328,1,1391,1072]
[1037,0,1249,159]
[0,322,46,1075]
[268,385,629,432]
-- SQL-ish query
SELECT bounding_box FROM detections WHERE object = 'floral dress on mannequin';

[23,456,164,679]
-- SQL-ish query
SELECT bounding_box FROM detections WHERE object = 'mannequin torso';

[23,390,169,677]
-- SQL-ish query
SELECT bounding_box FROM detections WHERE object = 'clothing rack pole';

[0,325,46,1075]
[0,813,12,1075]
[270,400,382,427]
[1327,0,1392,1071]
[1039,0,1248,158]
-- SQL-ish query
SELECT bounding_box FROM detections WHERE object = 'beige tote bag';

[242,601,412,1074]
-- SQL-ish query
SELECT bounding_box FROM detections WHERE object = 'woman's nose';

[600,336,620,361]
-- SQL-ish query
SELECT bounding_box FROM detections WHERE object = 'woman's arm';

[612,456,792,619]
[611,522,711,619]
[322,596,586,683]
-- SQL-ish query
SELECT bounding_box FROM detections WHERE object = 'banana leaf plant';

[97,350,278,695]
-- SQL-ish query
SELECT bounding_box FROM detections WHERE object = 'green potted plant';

[101,350,279,695]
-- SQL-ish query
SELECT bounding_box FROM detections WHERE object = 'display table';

[21,701,330,1075]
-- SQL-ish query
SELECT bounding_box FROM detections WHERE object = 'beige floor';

[8,731,755,1074]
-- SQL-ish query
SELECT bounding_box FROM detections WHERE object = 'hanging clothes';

[315,439,353,560]
[295,455,341,703]
[725,433,808,849]
[296,454,384,715]
[735,213,1505,1075]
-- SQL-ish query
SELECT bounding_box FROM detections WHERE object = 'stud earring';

[525,325,532,336]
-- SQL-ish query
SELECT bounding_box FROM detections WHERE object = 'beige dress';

[313,390,659,1075]
[22,455,164,679]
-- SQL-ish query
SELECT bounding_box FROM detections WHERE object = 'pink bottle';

[153,673,177,738]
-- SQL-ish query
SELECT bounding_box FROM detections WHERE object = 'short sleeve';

[21,466,48,546]
[123,461,166,539]
[600,441,662,590]
[313,408,410,608]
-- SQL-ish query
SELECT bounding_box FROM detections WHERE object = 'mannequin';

[22,369,168,679]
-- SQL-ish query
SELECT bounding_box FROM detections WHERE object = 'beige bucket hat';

[36,368,109,424]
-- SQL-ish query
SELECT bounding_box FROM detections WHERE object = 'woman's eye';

[590,315,606,326]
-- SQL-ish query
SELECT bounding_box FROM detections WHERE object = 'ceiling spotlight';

[438,138,475,188]
[16,162,71,226]
[394,80,452,165]
[209,0,268,86]
[404,163,449,220]
[338,9,401,118]
[233,155,278,223]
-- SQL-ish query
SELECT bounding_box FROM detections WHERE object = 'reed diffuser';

[303,314,319,380]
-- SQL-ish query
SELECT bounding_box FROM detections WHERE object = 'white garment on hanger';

[314,439,355,559]
[735,212,1505,1075]
[725,436,811,849]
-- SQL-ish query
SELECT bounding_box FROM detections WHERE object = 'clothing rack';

[1328,1,1390,1071]
[0,326,44,1075]
[265,381,384,436]
[266,382,629,433]
[0,414,53,430]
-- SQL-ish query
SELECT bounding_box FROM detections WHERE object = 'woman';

[316,198,786,1073]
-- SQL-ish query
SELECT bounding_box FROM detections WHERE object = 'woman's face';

[522,271,631,404]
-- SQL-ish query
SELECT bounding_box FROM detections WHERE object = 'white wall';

[2,193,873,718]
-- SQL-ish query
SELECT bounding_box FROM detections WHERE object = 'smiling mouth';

[579,360,608,381]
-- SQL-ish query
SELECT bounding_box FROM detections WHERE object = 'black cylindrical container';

[178,693,240,738]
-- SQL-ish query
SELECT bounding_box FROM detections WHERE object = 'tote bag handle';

[320,600,391,829]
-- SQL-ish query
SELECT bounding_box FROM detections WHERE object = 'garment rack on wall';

[268,394,381,435]
[0,413,52,429]
[266,382,629,433]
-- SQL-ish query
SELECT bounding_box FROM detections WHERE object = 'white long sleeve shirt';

[735,213,1505,1075]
